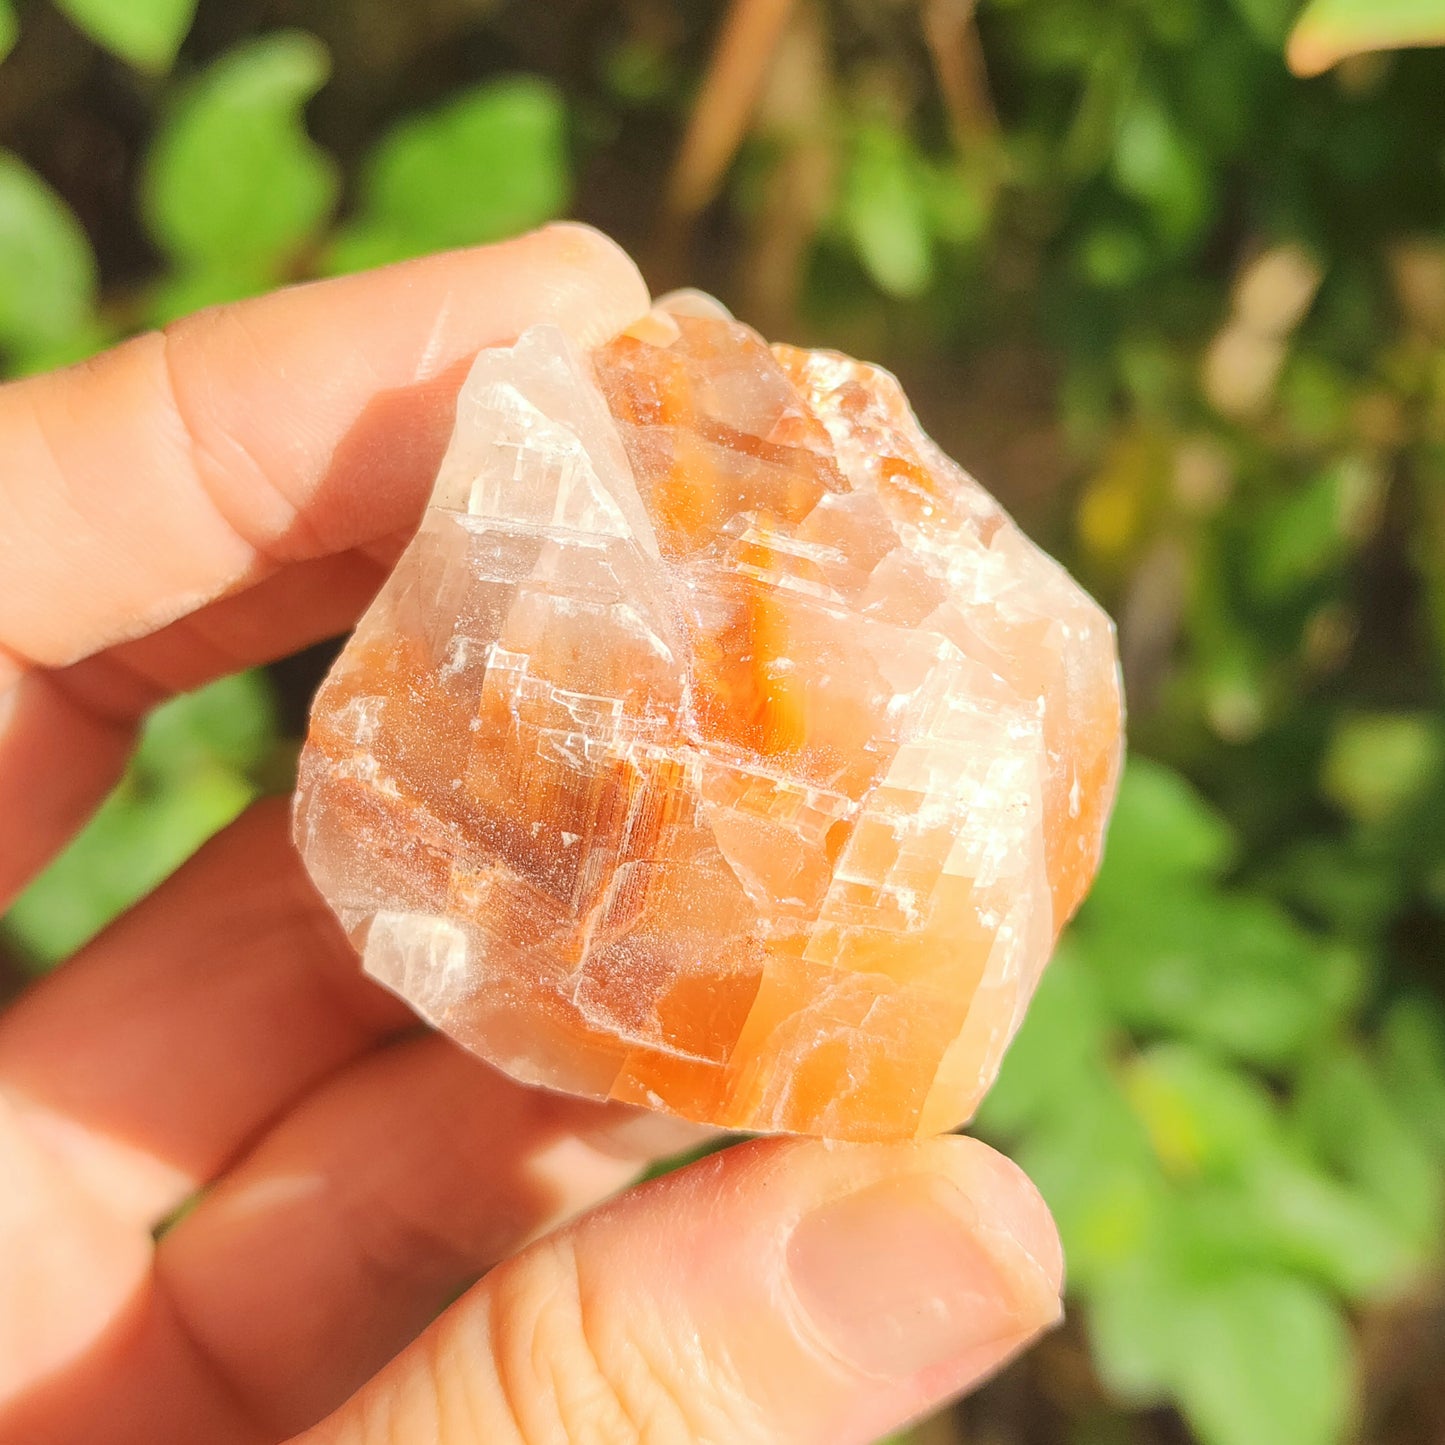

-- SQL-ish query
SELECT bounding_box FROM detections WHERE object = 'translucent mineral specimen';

[295,296,1124,1141]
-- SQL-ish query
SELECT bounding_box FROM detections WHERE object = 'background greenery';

[1,1,1444,1442]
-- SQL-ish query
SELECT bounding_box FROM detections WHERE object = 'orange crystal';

[294,298,1124,1141]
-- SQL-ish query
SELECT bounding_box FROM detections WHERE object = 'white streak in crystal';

[295,311,1123,1143]
[433,325,661,556]
[363,911,472,1019]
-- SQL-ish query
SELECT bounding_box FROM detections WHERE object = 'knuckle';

[151,316,320,563]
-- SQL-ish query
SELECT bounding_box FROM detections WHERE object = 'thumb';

[295,1134,1063,1445]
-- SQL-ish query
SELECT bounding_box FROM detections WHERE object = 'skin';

[0,224,1065,1445]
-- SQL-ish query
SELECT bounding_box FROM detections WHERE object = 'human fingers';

[0,801,411,1429]
[0,797,704,1442]
[154,1035,705,1436]
[0,548,394,911]
[0,224,647,673]
[0,223,649,903]
[0,802,405,1241]
[0,1036,703,1445]
[298,1134,1063,1445]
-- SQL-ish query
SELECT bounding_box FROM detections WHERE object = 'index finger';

[0,224,650,903]
[0,224,648,674]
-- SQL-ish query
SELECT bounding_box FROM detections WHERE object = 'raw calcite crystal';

[295,295,1123,1141]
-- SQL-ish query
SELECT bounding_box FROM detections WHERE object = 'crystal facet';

[295,299,1124,1141]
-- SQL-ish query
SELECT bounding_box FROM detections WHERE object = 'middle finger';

[156,1032,707,1435]
[0,799,412,1234]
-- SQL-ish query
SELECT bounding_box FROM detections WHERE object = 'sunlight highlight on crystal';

[295,298,1124,1140]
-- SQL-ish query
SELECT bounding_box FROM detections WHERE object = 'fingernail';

[787,1173,1061,1378]
[654,288,733,321]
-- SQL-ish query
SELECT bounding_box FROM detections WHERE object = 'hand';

[0,225,1063,1445]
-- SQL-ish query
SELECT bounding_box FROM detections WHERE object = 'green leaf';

[1089,758,1235,910]
[5,319,114,377]
[1117,1053,1421,1299]
[327,76,569,274]
[1228,0,1306,46]
[0,0,17,64]
[1112,90,1212,245]
[142,32,338,281]
[1144,0,1205,44]
[1248,457,1382,602]
[1064,40,1139,177]
[1197,622,1270,743]
[1172,1273,1354,1445]
[1295,1046,1444,1250]
[1123,1042,1279,1179]
[137,669,278,778]
[1088,1243,1195,1404]
[1177,1157,1422,1300]
[1321,712,1445,826]
[1261,836,1402,940]
[920,159,990,248]
[53,0,197,71]
[975,940,1114,1137]
[1288,0,1445,77]
[4,768,256,966]
[1015,1074,1168,1291]
[1094,1254,1359,1444]
[1077,223,1153,288]
[0,152,98,361]
[1381,995,1445,1158]
[1093,1241,1365,1436]
[840,122,934,300]
[1081,888,1363,1067]
[1417,448,1445,676]
[1278,354,1352,445]
[874,1429,952,1445]
[2,672,277,967]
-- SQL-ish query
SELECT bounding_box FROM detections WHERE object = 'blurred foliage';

[326,74,570,273]
[4,672,279,968]
[142,30,339,319]
[52,0,198,72]
[0,150,98,365]
[2,1,1445,1443]
[1289,0,1445,75]
[978,760,1444,1445]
